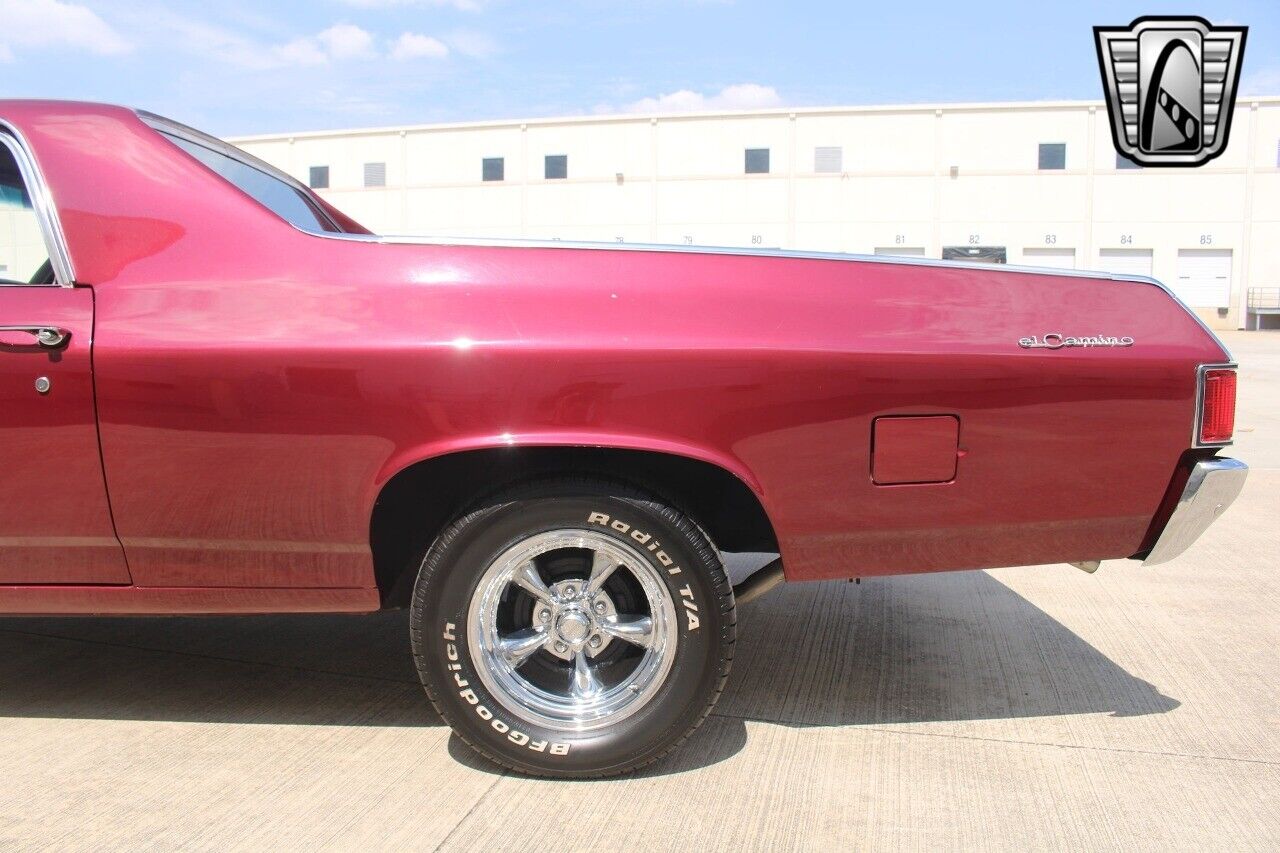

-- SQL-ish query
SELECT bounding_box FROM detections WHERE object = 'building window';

[814,146,842,173]
[363,162,386,188]
[745,148,770,174]
[482,157,504,182]
[308,166,329,189]
[545,154,567,180]
[1116,152,1142,170]
[1038,143,1066,170]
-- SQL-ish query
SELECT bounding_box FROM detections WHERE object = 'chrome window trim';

[0,120,76,286]
[1192,362,1238,448]
[138,111,342,234]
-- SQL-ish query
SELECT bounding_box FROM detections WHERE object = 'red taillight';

[1199,368,1237,445]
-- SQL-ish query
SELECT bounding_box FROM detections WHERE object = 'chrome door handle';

[0,325,70,348]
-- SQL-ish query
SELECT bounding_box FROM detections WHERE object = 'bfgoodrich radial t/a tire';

[409,478,735,778]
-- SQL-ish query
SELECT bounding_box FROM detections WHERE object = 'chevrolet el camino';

[0,101,1246,777]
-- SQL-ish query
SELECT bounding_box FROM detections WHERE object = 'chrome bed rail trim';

[304,230,1160,278]
[304,231,1232,360]
[1143,457,1248,566]
[1110,274,1234,361]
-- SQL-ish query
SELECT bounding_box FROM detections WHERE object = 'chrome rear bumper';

[1143,458,1248,566]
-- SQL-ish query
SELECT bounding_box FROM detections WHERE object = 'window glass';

[309,165,330,188]
[1038,143,1066,170]
[482,157,505,181]
[1115,152,1142,170]
[545,154,567,180]
[814,146,842,173]
[745,148,770,174]
[160,132,338,234]
[0,140,51,285]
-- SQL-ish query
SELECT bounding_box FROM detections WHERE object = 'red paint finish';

[0,102,1235,613]
[0,585,378,615]
[872,416,960,485]
[0,285,130,584]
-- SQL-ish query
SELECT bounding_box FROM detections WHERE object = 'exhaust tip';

[733,558,784,605]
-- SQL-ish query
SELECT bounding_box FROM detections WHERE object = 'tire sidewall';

[411,490,727,776]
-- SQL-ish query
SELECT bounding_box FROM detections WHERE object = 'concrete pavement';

[1,331,1277,850]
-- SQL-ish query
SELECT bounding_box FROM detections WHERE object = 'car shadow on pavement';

[0,609,439,729]
[720,570,1180,728]
[0,568,1177,776]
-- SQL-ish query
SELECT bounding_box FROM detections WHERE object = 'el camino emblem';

[1019,334,1135,350]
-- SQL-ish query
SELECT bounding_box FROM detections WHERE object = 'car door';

[0,130,130,584]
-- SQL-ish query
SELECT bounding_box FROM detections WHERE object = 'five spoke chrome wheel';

[468,529,678,731]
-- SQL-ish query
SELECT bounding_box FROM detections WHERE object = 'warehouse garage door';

[874,247,926,257]
[1022,248,1076,269]
[942,246,1006,264]
[1175,249,1232,307]
[1097,248,1154,278]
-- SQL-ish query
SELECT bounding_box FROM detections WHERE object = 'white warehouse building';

[231,96,1280,331]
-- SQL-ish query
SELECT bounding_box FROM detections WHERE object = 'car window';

[0,139,53,285]
[159,132,340,235]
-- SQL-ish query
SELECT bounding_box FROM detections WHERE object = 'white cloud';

[390,32,449,61]
[271,37,329,67]
[139,13,381,71]
[610,83,783,115]
[317,23,376,60]
[118,11,299,70]
[446,29,499,59]
[0,0,131,57]
[1242,66,1280,96]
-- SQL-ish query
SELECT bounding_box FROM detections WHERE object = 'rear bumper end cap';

[1143,457,1248,566]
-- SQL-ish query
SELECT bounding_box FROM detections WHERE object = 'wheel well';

[370,446,778,607]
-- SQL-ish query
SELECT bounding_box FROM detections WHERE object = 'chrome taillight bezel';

[1193,363,1238,448]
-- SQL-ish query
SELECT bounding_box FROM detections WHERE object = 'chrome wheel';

[468,529,678,732]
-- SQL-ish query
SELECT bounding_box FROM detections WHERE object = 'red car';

[0,101,1246,777]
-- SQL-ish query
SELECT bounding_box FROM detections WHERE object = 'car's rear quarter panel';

[93,235,1222,584]
[6,102,1229,589]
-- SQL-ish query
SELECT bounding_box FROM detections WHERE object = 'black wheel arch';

[370,446,778,607]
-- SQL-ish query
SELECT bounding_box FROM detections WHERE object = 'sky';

[0,0,1277,136]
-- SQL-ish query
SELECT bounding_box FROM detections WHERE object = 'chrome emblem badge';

[1094,16,1247,167]
[1019,334,1135,350]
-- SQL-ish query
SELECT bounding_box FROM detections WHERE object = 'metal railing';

[1247,288,1280,311]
